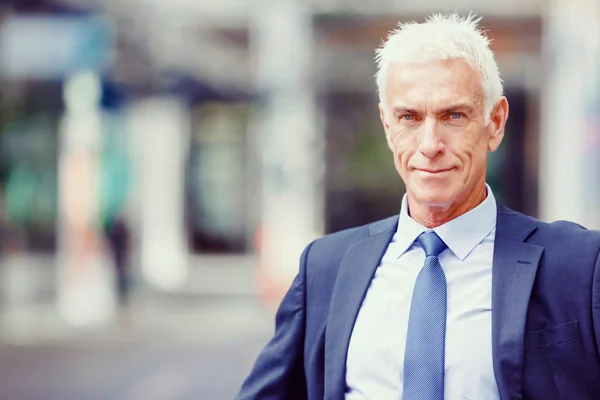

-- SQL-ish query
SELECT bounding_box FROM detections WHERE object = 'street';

[0,337,268,400]
[0,280,275,400]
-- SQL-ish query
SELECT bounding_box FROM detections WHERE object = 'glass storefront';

[0,82,61,253]
[186,102,251,253]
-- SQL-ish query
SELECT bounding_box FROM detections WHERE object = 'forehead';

[384,58,483,108]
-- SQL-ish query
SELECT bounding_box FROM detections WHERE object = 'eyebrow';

[391,103,476,117]
[437,103,475,115]
[391,106,419,116]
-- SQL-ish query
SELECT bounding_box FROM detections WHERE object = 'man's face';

[379,58,506,210]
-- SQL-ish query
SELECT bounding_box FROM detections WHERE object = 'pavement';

[0,255,279,400]
[0,336,271,400]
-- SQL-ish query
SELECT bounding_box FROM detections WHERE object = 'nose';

[418,118,445,158]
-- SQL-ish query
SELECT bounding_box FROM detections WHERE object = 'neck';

[408,183,487,229]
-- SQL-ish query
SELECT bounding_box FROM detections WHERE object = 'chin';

[411,187,457,208]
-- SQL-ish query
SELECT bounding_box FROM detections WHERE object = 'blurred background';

[0,0,599,398]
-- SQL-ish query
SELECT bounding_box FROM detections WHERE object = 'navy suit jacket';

[237,205,600,399]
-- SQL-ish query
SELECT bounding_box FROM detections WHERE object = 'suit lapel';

[324,217,397,400]
[492,206,544,400]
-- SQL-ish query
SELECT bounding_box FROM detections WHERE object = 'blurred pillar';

[128,97,190,291]
[57,71,116,327]
[540,0,600,227]
[251,0,325,306]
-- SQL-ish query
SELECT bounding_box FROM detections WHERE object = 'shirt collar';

[396,184,497,261]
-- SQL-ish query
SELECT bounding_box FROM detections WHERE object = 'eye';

[401,114,416,121]
[450,112,464,120]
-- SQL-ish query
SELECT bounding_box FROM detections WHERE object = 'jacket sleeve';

[235,241,313,400]
[593,243,600,358]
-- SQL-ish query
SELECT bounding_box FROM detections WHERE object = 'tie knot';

[417,231,447,257]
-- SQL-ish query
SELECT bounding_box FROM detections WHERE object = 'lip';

[416,168,453,174]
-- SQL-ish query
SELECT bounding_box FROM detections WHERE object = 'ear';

[379,103,394,149]
[379,103,389,130]
[488,96,509,152]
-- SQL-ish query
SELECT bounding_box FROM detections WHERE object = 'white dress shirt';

[345,185,500,400]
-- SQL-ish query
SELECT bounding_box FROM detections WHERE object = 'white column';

[251,0,325,299]
[57,70,116,327]
[539,0,600,228]
[127,97,190,291]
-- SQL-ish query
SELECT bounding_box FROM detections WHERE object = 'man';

[236,13,600,400]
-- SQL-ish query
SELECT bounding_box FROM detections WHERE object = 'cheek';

[390,133,413,168]
[387,125,402,144]
[453,135,487,172]
[389,127,415,150]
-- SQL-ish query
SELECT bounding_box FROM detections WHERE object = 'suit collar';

[368,215,398,236]
[495,203,539,242]
[492,204,543,400]
[368,203,536,242]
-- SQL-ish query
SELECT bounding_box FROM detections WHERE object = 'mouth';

[416,168,453,174]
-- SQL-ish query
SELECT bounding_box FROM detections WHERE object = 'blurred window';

[186,102,250,253]
[0,82,62,253]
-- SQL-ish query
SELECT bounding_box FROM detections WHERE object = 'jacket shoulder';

[501,205,600,247]
[304,215,397,276]
[534,216,600,252]
[307,215,397,258]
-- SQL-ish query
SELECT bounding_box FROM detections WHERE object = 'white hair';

[375,13,503,125]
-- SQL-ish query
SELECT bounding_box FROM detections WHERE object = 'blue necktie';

[403,231,448,400]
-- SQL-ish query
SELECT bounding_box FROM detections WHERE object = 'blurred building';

[0,0,598,318]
